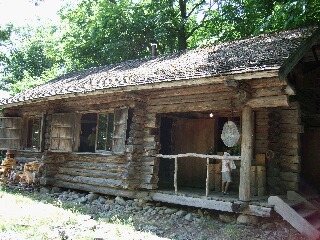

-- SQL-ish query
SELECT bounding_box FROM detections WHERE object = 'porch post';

[239,105,253,202]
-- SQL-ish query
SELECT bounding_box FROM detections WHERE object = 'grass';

[0,186,168,240]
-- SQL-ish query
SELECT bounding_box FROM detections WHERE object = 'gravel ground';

[26,186,307,240]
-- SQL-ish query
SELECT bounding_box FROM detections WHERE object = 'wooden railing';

[157,153,241,197]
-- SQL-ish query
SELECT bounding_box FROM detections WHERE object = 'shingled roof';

[1,27,319,107]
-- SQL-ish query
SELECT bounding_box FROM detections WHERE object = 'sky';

[0,0,68,99]
[0,0,65,27]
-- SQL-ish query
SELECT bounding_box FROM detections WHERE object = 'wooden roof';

[1,26,319,107]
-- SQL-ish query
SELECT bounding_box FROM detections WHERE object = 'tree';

[196,0,320,44]
[59,0,214,70]
[0,25,65,93]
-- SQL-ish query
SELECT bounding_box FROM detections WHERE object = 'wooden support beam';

[246,95,289,108]
[239,105,253,202]
[174,157,178,194]
[206,157,209,197]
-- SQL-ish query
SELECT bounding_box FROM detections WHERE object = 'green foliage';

[0,25,66,94]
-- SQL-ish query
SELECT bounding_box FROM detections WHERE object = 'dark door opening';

[301,128,320,192]
[158,114,216,190]
[158,117,174,189]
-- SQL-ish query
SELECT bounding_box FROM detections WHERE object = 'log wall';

[263,103,302,194]
[3,76,299,197]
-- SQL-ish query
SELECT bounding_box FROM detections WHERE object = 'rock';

[77,196,88,204]
[184,213,193,221]
[261,222,276,230]
[237,214,259,225]
[105,199,114,205]
[87,192,99,202]
[175,210,187,217]
[39,187,51,194]
[51,187,62,194]
[115,196,126,206]
[164,208,178,214]
[98,197,106,204]
[219,214,236,223]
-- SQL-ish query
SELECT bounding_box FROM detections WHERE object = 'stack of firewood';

[20,161,44,184]
[0,159,43,185]
[0,157,17,176]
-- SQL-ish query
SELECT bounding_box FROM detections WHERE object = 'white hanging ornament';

[221,121,240,147]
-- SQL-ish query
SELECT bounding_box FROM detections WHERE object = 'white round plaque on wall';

[221,121,240,147]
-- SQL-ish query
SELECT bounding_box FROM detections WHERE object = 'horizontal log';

[148,99,232,113]
[139,183,158,189]
[250,77,286,88]
[147,84,227,99]
[140,174,159,184]
[246,95,289,108]
[62,93,126,107]
[64,153,127,163]
[65,101,128,112]
[140,165,159,174]
[140,157,160,166]
[129,130,145,138]
[55,174,125,188]
[132,107,147,117]
[148,91,233,106]
[125,145,144,153]
[252,86,284,98]
[280,155,301,164]
[279,163,300,173]
[283,181,299,191]
[269,141,299,150]
[144,135,160,143]
[64,161,125,172]
[126,137,144,145]
[144,120,160,128]
[157,153,241,160]
[279,172,299,182]
[279,124,304,133]
[59,167,122,179]
[54,181,150,199]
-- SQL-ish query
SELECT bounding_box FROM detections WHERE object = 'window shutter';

[112,108,128,153]
[50,113,74,152]
[0,117,22,150]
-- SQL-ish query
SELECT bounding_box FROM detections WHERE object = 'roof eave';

[0,69,280,109]
[279,25,320,81]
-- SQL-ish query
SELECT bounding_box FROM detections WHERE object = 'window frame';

[24,116,43,151]
[77,108,128,154]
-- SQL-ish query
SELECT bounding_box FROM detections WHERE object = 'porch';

[150,187,273,217]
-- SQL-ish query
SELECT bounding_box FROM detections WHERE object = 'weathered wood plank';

[54,180,150,199]
[246,95,289,108]
[148,91,233,106]
[268,196,320,240]
[239,106,253,201]
[55,174,125,188]
[63,161,125,172]
[58,167,122,179]
[148,99,232,113]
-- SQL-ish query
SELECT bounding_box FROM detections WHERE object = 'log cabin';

[1,26,320,221]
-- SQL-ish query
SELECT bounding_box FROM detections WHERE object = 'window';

[79,108,127,153]
[26,118,41,150]
[50,108,128,153]
[96,113,114,152]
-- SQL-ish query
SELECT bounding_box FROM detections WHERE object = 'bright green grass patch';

[0,187,167,240]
